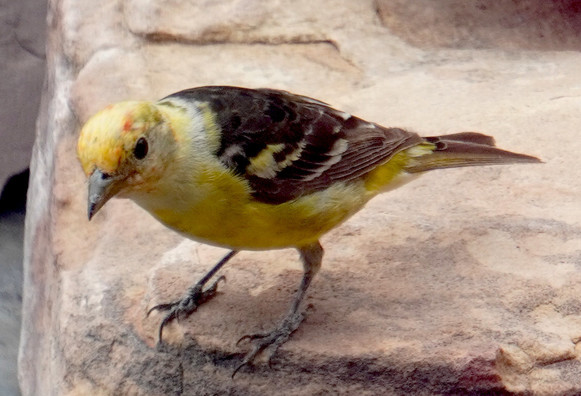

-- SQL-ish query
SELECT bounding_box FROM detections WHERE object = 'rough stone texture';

[376,0,581,51]
[20,0,581,395]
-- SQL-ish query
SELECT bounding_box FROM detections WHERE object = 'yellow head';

[77,101,177,219]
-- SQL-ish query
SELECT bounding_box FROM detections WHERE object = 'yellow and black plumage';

[77,86,540,374]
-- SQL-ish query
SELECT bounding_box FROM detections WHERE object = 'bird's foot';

[232,310,305,377]
[147,275,226,342]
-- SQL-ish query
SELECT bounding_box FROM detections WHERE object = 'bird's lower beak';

[87,169,120,220]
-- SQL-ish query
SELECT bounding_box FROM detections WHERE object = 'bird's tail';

[403,132,541,173]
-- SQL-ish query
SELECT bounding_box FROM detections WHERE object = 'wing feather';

[164,86,423,204]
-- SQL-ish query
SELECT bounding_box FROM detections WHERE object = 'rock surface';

[20,0,581,395]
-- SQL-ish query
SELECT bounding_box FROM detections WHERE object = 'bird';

[77,86,541,375]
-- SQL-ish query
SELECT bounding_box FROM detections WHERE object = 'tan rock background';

[20,0,581,395]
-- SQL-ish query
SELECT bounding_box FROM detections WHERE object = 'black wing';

[164,86,423,204]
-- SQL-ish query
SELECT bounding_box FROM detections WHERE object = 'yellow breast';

[144,172,372,250]
[129,146,420,250]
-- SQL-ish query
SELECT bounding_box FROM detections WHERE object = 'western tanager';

[77,86,540,374]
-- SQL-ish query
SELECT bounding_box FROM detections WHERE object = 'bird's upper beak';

[87,169,121,220]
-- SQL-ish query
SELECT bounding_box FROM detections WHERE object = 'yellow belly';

[148,180,372,250]
[135,151,416,250]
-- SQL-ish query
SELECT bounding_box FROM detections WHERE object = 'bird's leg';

[233,241,323,377]
[148,250,239,342]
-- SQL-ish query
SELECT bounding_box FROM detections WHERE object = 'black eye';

[134,137,148,160]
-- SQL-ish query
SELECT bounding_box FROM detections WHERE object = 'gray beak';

[87,169,118,220]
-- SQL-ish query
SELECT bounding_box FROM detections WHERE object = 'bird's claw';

[232,311,304,378]
[147,275,226,342]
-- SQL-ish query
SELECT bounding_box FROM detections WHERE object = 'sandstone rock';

[20,0,581,395]
[376,0,581,51]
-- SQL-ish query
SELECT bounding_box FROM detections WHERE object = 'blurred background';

[0,0,47,395]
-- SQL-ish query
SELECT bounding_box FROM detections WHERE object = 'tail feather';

[425,132,496,146]
[404,132,541,174]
